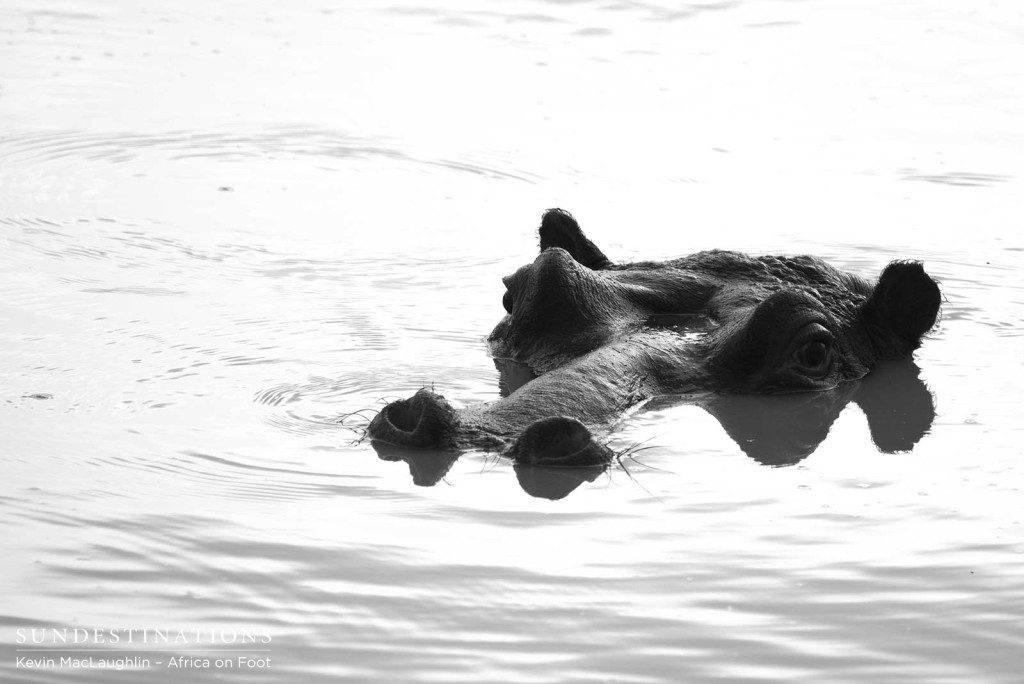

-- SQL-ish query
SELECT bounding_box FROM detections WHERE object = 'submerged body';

[369,209,941,467]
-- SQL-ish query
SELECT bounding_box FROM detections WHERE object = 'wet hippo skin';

[368,209,941,483]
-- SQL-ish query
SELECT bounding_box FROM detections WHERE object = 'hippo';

[368,209,941,472]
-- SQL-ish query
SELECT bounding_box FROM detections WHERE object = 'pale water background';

[1,1,1023,682]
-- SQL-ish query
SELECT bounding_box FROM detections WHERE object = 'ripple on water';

[0,128,393,165]
[255,374,390,439]
[898,168,1012,187]
[126,450,382,503]
[0,127,543,195]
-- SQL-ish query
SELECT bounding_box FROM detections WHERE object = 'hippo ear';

[860,261,941,358]
[538,208,613,270]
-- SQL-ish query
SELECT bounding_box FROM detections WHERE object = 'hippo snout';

[368,388,460,449]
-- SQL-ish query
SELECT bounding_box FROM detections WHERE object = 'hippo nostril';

[384,400,419,432]
[368,389,460,449]
[508,416,612,467]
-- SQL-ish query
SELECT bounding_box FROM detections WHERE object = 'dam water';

[1,1,1022,682]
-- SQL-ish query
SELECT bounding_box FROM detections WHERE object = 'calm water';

[2,1,1023,682]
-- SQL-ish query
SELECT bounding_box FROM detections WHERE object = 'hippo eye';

[791,324,833,377]
[796,341,829,369]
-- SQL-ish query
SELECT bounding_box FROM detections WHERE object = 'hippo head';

[368,209,941,470]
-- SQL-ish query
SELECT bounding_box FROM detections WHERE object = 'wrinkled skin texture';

[368,209,941,479]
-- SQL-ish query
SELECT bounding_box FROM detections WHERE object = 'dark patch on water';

[899,169,1010,187]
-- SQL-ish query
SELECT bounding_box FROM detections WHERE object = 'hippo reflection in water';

[368,209,940,486]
